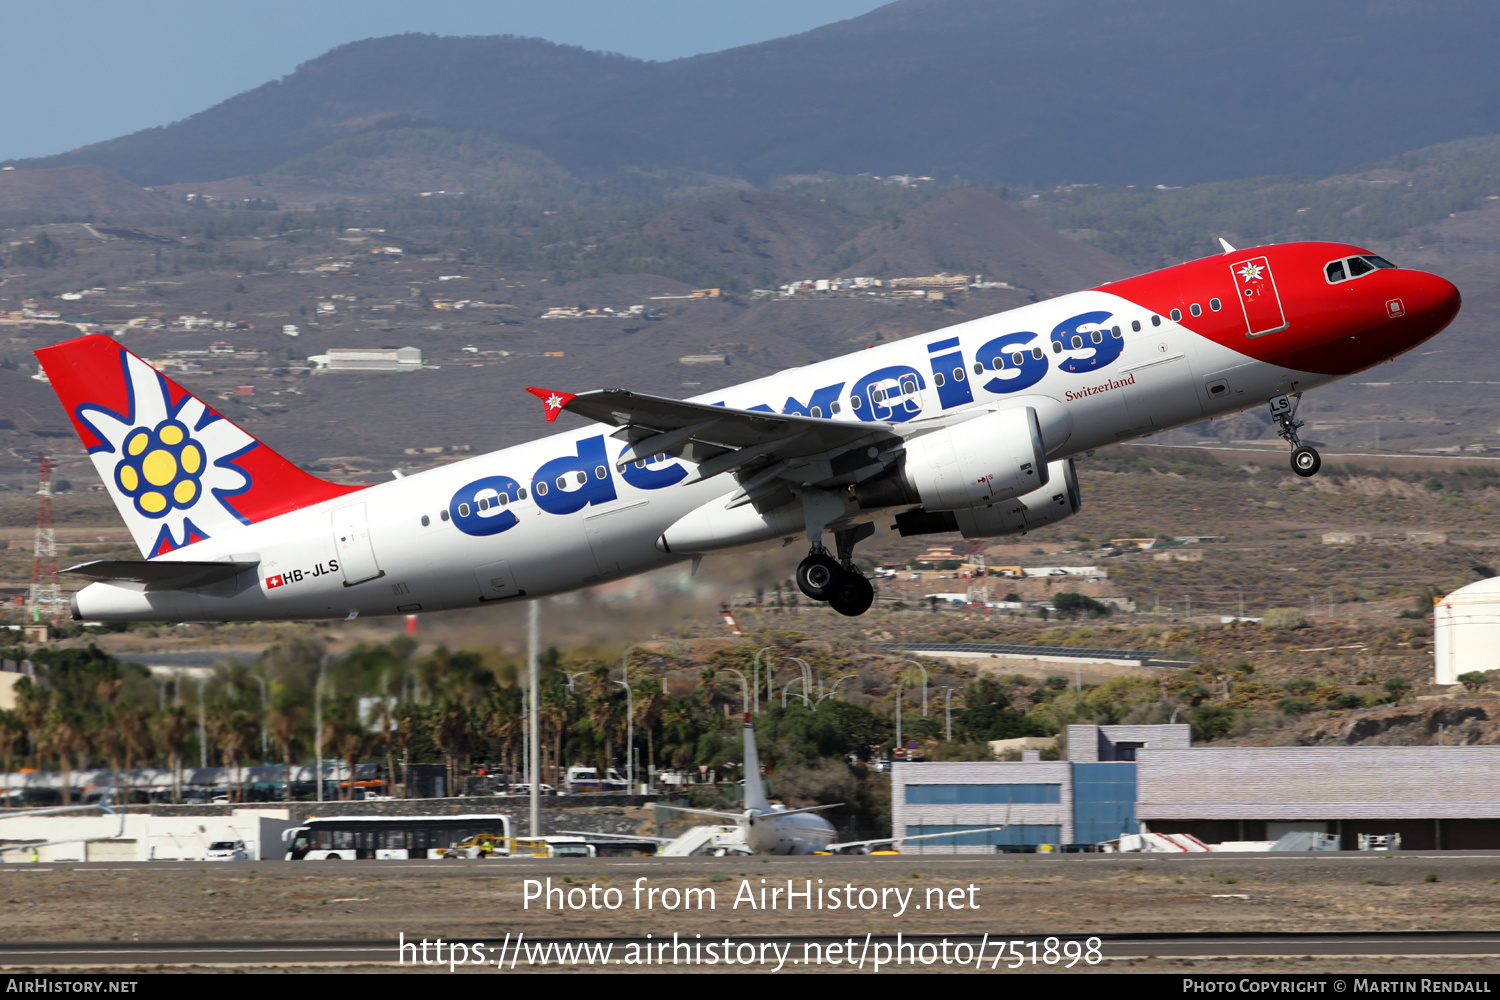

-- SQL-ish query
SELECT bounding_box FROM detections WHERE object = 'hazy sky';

[6,1,888,162]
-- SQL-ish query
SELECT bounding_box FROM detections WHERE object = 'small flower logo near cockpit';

[114,419,206,518]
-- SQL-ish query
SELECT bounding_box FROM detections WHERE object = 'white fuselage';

[75,288,1323,621]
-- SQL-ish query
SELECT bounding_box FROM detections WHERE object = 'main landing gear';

[1270,393,1320,478]
[796,524,875,616]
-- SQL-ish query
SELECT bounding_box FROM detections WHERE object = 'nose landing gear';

[1270,394,1320,478]
[794,523,876,616]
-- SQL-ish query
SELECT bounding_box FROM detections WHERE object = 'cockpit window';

[1326,255,1396,284]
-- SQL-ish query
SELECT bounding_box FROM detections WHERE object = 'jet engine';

[893,458,1080,538]
[855,406,1048,512]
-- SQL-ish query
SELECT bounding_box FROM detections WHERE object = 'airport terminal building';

[892,724,1500,852]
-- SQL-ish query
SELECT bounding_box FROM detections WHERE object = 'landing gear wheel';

[796,552,843,601]
[1291,446,1321,478]
[829,572,875,617]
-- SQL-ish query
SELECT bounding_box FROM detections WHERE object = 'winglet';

[526,386,577,423]
[1218,237,1237,254]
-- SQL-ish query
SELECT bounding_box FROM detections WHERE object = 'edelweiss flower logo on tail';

[35,335,366,560]
[75,351,254,557]
[115,419,206,517]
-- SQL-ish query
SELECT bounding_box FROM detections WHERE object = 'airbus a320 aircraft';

[39,240,1458,622]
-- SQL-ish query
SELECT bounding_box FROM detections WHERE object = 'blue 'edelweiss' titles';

[446,311,1122,537]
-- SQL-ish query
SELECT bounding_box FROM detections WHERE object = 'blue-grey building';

[892,724,1500,852]
[891,724,1188,853]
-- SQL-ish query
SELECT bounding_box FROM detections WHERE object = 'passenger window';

[902,380,915,394]
[1132,320,1141,332]
[931,374,943,388]
[1031,347,1044,360]
[1210,298,1222,311]
[459,503,471,517]
[575,472,587,486]
[873,388,886,401]
[831,401,841,414]
[992,356,1005,369]
[1112,327,1122,338]
[595,465,607,479]
[972,363,983,375]
[1366,255,1397,269]
[1011,352,1024,366]
[556,476,569,490]
[1091,330,1102,344]
[851,396,862,410]
[1051,341,1063,354]
[810,406,822,418]
[517,488,527,500]
[1347,256,1373,277]
[535,482,548,497]
[1326,260,1347,282]
[953,367,965,381]
[478,498,489,511]
[421,515,430,527]
[440,510,450,522]
[499,494,509,506]
[1070,335,1083,349]
[1151,315,1161,327]
[1190,303,1202,317]
[1170,308,1182,321]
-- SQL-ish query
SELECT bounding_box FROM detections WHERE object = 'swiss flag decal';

[525,386,577,423]
[266,574,284,589]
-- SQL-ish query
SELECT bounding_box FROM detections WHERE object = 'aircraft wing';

[528,386,904,510]
[551,829,673,844]
[824,825,1012,854]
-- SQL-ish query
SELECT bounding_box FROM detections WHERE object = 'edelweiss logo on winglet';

[76,351,255,553]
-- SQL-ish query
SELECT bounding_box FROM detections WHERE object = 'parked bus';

[282,814,512,860]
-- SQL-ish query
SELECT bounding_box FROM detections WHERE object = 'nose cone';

[1410,271,1462,331]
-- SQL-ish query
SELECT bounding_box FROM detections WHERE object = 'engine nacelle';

[894,459,1081,538]
[856,406,1047,512]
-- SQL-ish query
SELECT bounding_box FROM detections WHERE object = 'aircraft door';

[1230,256,1290,338]
[331,502,383,586]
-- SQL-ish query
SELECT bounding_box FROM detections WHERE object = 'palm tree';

[265,694,304,802]
[156,706,191,804]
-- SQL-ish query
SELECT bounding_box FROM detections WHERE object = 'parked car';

[205,840,249,861]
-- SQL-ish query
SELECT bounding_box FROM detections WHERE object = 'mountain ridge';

[16,1,1500,190]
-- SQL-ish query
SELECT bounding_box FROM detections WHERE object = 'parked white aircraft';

[39,240,1458,621]
[589,713,1011,855]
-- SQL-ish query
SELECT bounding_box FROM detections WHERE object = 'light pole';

[894,677,903,763]
[942,687,955,742]
[195,678,208,771]
[613,679,634,793]
[785,656,813,698]
[816,673,859,707]
[527,601,541,837]
[905,660,929,716]
[783,676,809,708]
[719,668,751,714]
[252,673,268,761]
[314,657,328,803]
[751,646,775,714]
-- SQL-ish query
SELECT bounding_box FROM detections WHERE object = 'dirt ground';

[2,852,1498,974]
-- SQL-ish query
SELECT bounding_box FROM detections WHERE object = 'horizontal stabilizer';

[63,559,258,589]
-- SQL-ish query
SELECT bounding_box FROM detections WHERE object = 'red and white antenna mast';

[27,453,63,624]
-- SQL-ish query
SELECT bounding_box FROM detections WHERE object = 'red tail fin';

[37,335,363,558]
